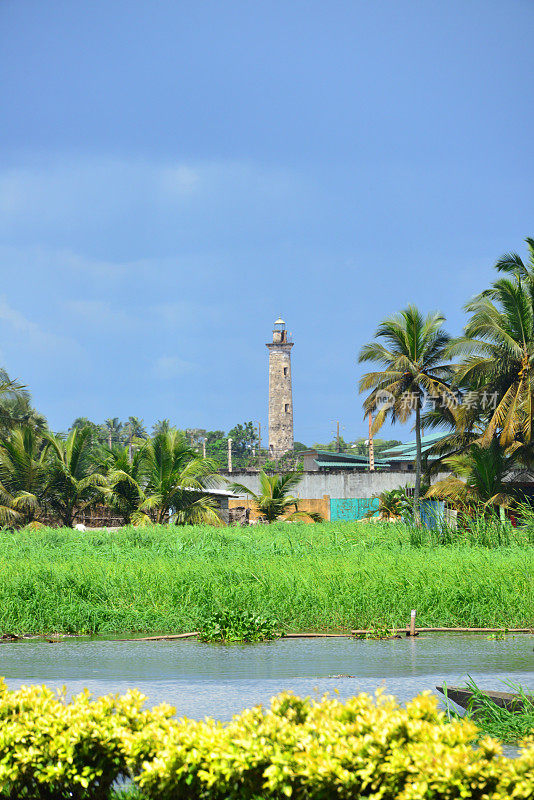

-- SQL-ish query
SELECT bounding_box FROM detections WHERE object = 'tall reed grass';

[443,677,534,743]
[0,520,532,635]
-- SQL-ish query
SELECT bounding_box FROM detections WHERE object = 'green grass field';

[0,521,533,635]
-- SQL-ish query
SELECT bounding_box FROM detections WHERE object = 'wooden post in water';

[409,609,417,636]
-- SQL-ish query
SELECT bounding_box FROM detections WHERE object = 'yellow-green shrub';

[128,691,534,800]
[0,680,533,799]
[0,679,172,799]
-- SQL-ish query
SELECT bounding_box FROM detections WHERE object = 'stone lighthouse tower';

[266,317,294,458]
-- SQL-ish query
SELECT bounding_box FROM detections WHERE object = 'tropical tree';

[231,471,322,523]
[0,426,48,527]
[358,305,453,521]
[127,416,147,439]
[133,430,222,525]
[369,488,404,520]
[104,418,122,449]
[449,238,534,452]
[426,439,516,512]
[152,418,172,437]
[98,444,145,524]
[0,368,43,436]
[228,422,259,455]
[69,417,105,447]
[43,428,106,527]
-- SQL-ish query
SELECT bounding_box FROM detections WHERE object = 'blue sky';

[0,0,533,444]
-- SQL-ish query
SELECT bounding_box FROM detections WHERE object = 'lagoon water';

[0,634,533,720]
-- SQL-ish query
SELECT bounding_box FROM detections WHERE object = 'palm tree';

[152,418,172,437]
[104,418,123,449]
[231,471,322,523]
[369,488,404,521]
[133,430,222,525]
[0,368,40,436]
[127,416,147,439]
[426,439,516,513]
[358,305,453,521]
[450,239,534,451]
[0,426,48,527]
[125,416,147,461]
[98,444,146,525]
[44,428,106,527]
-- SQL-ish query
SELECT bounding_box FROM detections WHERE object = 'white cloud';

[152,300,222,329]
[0,156,315,250]
[158,165,200,195]
[0,296,73,353]
[66,300,134,328]
[152,355,196,380]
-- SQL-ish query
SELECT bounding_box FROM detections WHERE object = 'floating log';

[114,627,534,643]
[124,632,200,641]
[436,685,534,714]
[419,626,533,633]
[284,633,352,638]
[351,627,534,635]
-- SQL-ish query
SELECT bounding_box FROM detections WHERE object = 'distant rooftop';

[381,432,446,461]
[301,449,390,470]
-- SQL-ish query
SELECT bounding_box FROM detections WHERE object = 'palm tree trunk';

[414,400,422,525]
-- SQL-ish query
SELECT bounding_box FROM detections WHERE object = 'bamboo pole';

[112,627,534,643]
[123,632,200,641]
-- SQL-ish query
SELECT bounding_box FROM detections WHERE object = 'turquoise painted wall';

[330,497,380,521]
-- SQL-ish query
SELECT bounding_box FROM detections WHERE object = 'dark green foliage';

[199,609,280,642]
[359,305,453,521]
[231,470,320,522]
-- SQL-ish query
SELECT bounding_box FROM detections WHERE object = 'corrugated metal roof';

[308,449,390,464]
[313,449,368,461]
[314,459,391,469]
[382,432,446,459]
[314,460,369,469]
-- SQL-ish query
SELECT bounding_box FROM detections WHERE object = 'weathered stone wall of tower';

[267,337,294,458]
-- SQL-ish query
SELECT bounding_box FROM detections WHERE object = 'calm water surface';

[1,634,533,720]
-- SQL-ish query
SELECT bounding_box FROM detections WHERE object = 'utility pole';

[368,412,375,471]
[257,421,261,458]
[228,437,233,473]
[332,420,342,452]
[202,438,206,458]
[128,423,132,463]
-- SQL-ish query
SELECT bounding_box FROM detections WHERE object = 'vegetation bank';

[1,521,532,635]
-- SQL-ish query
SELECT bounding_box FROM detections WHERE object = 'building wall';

[228,494,330,522]
[226,469,435,500]
[330,497,380,521]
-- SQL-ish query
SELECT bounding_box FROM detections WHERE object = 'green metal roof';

[314,460,369,469]
[382,432,446,460]
[313,449,368,462]
[314,459,391,469]
[305,449,390,465]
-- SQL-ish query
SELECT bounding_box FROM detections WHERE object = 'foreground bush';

[0,681,534,799]
[0,680,173,799]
